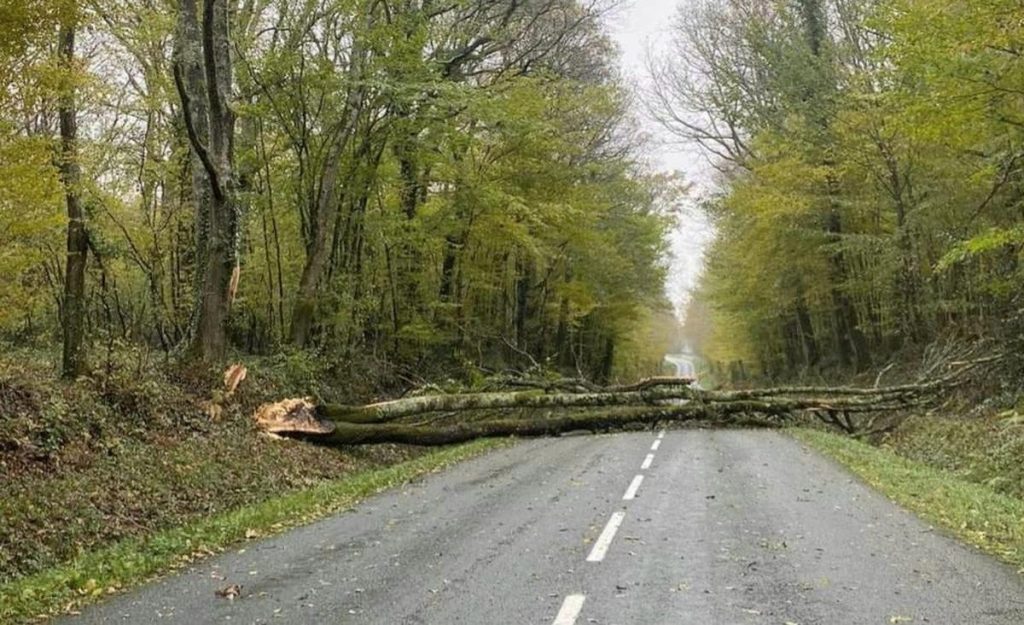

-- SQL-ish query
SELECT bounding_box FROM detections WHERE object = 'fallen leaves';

[215,584,243,600]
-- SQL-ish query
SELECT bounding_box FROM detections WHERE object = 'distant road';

[62,431,1024,624]
[664,352,697,379]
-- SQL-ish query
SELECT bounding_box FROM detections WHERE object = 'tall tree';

[58,3,88,378]
[172,0,239,361]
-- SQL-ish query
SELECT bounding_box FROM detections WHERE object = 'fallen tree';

[250,357,999,446]
[317,377,697,424]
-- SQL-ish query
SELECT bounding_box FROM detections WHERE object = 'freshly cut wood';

[255,398,335,435]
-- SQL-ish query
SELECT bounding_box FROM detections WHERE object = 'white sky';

[605,0,715,318]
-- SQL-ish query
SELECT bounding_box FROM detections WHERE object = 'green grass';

[791,428,1024,572]
[0,438,509,624]
[885,413,1024,500]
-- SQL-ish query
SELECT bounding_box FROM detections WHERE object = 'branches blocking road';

[253,360,994,446]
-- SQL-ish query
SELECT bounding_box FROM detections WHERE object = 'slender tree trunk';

[797,0,871,372]
[795,298,819,366]
[290,139,345,347]
[826,207,871,371]
[59,17,88,378]
[515,257,531,352]
[289,10,375,348]
[598,335,615,384]
[439,234,460,302]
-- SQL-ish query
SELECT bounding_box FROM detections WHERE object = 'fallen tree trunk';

[317,379,923,425]
[319,378,695,424]
[263,401,797,446]
[258,392,919,446]
[254,359,995,446]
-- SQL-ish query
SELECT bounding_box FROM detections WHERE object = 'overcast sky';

[605,0,715,318]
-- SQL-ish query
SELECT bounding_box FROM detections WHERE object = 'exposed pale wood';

[255,398,335,435]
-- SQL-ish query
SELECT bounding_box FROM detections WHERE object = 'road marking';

[657,430,666,439]
[641,453,654,470]
[552,594,586,625]
[623,474,644,500]
[587,511,625,562]
[651,439,661,451]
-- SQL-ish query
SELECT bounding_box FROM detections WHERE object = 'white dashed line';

[651,439,661,451]
[622,474,644,500]
[641,453,654,470]
[552,594,586,625]
[657,430,666,439]
[587,511,625,562]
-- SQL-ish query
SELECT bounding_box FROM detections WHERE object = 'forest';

[0,0,678,386]
[4,1,1024,623]
[9,0,1017,388]
[660,0,1024,381]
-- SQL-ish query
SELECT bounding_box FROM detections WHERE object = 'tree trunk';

[173,0,239,362]
[288,12,374,348]
[290,138,346,347]
[319,379,696,424]
[254,362,995,446]
[514,257,531,353]
[795,298,819,366]
[58,16,88,379]
[826,208,871,371]
[316,402,792,446]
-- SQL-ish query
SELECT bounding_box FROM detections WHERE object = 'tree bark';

[173,0,239,362]
[254,360,1000,446]
[259,399,796,447]
[318,402,793,446]
[58,15,88,379]
[288,11,374,348]
[319,380,696,424]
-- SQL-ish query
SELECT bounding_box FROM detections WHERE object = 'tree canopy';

[0,0,677,382]
[659,0,1024,381]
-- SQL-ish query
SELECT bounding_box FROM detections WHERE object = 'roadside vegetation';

[661,0,1024,381]
[0,428,505,624]
[888,413,1024,502]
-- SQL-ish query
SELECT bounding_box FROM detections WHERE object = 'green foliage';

[937,227,1024,272]
[885,413,1024,501]
[667,0,1024,378]
[0,0,673,381]
[0,135,64,331]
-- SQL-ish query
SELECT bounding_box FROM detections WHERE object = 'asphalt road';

[60,430,1024,624]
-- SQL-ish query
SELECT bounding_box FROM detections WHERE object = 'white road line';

[651,439,661,451]
[587,511,626,562]
[657,430,666,439]
[641,453,654,470]
[552,594,586,625]
[622,474,644,500]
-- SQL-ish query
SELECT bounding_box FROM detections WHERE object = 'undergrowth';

[0,345,466,587]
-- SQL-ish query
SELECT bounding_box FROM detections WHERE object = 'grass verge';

[0,437,509,624]
[791,428,1024,572]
